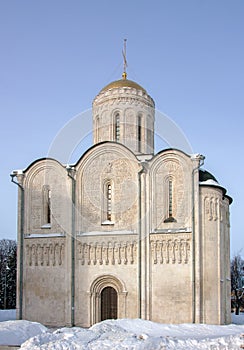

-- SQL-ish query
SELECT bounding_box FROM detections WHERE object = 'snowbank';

[0,314,243,349]
[0,320,47,346]
[232,312,244,325]
[0,309,16,322]
[19,319,244,350]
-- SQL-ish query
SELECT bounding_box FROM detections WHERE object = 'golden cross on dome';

[122,38,127,79]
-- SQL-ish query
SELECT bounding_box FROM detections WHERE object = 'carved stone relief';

[150,234,191,264]
[205,197,219,221]
[77,240,137,266]
[26,241,65,267]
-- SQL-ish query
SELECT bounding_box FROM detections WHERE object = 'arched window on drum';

[114,113,120,142]
[137,114,142,152]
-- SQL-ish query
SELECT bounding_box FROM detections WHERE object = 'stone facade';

[12,76,232,326]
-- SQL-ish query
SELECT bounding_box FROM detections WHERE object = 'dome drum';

[92,78,155,155]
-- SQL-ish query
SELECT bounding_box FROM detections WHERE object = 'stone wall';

[75,234,138,327]
[23,237,68,326]
[200,186,231,324]
[150,232,192,323]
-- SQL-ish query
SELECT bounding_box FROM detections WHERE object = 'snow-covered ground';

[0,319,47,346]
[0,311,243,349]
[232,313,244,325]
[0,309,16,322]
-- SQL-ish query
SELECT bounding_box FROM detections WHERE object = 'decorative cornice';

[93,87,155,108]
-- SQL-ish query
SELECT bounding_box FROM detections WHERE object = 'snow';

[232,312,244,325]
[0,309,16,322]
[0,320,47,346]
[24,233,65,238]
[78,230,136,236]
[199,179,220,186]
[0,312,243,349]
[153,228,191,234]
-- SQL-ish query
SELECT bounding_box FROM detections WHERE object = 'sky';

[0,0,243,256]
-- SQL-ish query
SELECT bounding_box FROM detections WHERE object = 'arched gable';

[24,158,66,188]
[149,149,193,231]
[75,142,141,233]
[23,158,71,235]
[75,141,139,171]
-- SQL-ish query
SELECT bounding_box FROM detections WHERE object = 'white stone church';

[12,69,232,327]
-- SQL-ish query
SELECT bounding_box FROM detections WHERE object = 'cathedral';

[12,65,232,327]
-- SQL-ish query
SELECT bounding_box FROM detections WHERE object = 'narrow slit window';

[168,180,173,218]
[95,115,99,143]
[47,190,51,224]
[147,126,153,153]
[164,179,176,223]
[43,186,51,226]
[138,115,142,152]
[115,114,120,142]
[107,183,112,221]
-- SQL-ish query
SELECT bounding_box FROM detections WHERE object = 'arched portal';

[101,286,117,320]
[89,274,127,325]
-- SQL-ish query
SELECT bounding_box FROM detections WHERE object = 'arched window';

[42,185,51,226]
[147,119,154,154]
[107,183,112,221]
[168,179,173,218]
[137,115,142,152]
[102,181,113,224]
[164,178,176,223]
[114,114,120,142]
[95,115,99,143]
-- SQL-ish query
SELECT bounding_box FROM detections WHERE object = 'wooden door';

[101,286,117,321]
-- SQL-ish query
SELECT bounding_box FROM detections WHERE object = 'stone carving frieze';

[93,88,154,109]
[77,241,137,265]
[150,234,191,264]
[26,242,65,267]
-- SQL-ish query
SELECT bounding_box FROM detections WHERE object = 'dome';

[199,169,218,183]
[100,78,147,94]
[199,169,232,204]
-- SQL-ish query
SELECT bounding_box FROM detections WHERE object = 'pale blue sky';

[0,0,243,255]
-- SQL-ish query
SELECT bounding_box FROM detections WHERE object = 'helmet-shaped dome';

[100,78,147,94]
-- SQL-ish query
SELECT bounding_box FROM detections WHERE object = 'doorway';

[101,286,118,320]
[89,274,127,325]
